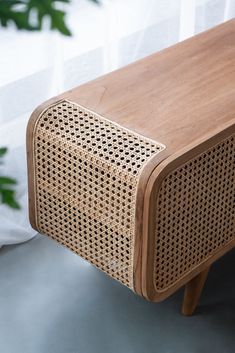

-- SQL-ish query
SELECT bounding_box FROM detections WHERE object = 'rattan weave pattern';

[154,133,235,291]
[33,100,165,289]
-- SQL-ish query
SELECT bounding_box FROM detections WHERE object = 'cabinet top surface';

[62,20,235,153]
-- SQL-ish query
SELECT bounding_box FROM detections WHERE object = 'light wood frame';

[27,20,235,315]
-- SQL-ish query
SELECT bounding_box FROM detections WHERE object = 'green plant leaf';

[0,176,17,185]
[0,147,7,158]
[0,188,20,209]
[27,0,72,35]
[0,0,101,35]
[0,0,72,35]
[0,1,31,28]
[0,146,20,209]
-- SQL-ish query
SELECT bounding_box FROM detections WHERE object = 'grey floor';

[0,235,234,353]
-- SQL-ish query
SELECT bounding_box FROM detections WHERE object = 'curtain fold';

[224,0,235,20]
[179,0,196,41]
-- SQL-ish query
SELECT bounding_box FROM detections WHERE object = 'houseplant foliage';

[0,0,99,36]
[0,147,20,209]
[0,0,100,209]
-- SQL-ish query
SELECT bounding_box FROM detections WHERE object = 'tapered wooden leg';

[181,267,210,316]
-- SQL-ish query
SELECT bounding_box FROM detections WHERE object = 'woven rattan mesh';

[154,133,235,291]
[33,100,165,289]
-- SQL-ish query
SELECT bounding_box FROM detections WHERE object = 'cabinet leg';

[181,267,210,316]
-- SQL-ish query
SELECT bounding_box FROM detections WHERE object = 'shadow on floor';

[0,234,234,353]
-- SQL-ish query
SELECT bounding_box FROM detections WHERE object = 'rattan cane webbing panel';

[33,100,165,289]
[154,133,235,291]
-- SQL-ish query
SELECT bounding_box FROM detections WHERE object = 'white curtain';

[0,0,234,247]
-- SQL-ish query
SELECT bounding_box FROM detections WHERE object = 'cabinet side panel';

[30,99,165,291]
[143,123,235,301]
